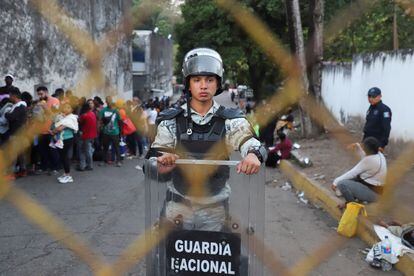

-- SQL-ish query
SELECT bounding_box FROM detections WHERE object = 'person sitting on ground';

[274,108,294,139]
[265,132,292,168]
[331,137,387,209]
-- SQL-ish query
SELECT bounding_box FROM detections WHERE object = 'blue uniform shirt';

[363,101,392,148]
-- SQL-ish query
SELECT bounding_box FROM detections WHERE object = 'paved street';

[0,160,146,275]
[0,160,401,275]
[0,92,401,275]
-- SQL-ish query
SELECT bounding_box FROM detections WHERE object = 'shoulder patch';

[215,106,245,119]
[383,111,391,118]
[156,108,184,124]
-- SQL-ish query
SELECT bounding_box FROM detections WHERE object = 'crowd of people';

[0,74,174,183]
[0,71,392,209]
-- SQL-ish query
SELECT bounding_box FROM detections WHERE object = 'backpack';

[102,110,116,132]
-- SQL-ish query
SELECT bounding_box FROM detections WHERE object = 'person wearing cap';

[146,48,267,231]
[0,74,19,96]
[363,87,392,151]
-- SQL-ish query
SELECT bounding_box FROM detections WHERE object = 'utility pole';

[393,1,399,50]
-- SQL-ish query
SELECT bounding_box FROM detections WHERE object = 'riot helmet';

[182,48,224,95]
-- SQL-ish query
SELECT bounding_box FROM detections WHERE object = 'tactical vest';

[157,106,245,196]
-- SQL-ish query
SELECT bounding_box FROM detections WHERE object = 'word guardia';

[170,258,236,275]
[175,239,232,256]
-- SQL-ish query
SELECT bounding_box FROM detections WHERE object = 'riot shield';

[145,158,265,276]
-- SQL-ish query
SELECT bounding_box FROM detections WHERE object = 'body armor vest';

[172,113,230,196]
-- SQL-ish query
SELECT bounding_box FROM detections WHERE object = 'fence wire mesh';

[1,0,414,275]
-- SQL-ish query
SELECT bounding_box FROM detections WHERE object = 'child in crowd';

[49,112,64,149]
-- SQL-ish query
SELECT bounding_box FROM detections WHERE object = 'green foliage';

[325,0,414,60]
[174,0,288,99]
[132,0,177,37]
[174,0,367,97]
[173,0,414,98]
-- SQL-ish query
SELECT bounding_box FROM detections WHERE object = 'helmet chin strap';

[185,89,193,137]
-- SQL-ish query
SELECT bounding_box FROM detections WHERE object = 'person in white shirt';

[147,105,158,125]
[332,137,387,207]
[146,105,158,143]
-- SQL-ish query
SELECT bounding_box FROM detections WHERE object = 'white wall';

[321,50,414,142]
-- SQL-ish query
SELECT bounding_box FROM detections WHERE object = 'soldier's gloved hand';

[237,153,260,175]
[157,152,179,174]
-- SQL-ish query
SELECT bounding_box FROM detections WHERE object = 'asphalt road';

[0,159,146,275]
[0,92,401,275]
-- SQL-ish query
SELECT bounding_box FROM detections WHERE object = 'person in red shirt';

[77,103,97,171]
[265,132,292,167]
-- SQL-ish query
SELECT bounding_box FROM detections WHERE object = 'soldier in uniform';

[363,87,392,151]
[146,48,267,231]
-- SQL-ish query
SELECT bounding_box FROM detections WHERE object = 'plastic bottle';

[381,236,392,255]
[381,236,392,271]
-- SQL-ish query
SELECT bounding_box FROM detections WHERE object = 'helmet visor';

[183,55,223,79]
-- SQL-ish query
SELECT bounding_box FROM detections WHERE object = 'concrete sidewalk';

[264,167,401,275]
[279,161,413,275]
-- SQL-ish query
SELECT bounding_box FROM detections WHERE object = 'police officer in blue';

[146,48,267,231]
[363,87,392,151]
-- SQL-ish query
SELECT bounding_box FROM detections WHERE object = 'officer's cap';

[367,87,381,97]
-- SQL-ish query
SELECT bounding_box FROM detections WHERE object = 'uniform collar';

[370,100,382,107]
[181,100,220,117]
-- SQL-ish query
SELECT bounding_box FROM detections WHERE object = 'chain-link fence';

[1,0,414,275]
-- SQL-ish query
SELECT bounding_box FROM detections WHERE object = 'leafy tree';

[173,0,414,98]
[174,0,289,99]
[132,0,178,37]
[325,0,414,60]
[173,0,352,98]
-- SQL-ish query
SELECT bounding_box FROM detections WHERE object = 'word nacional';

[170,258,236,274]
